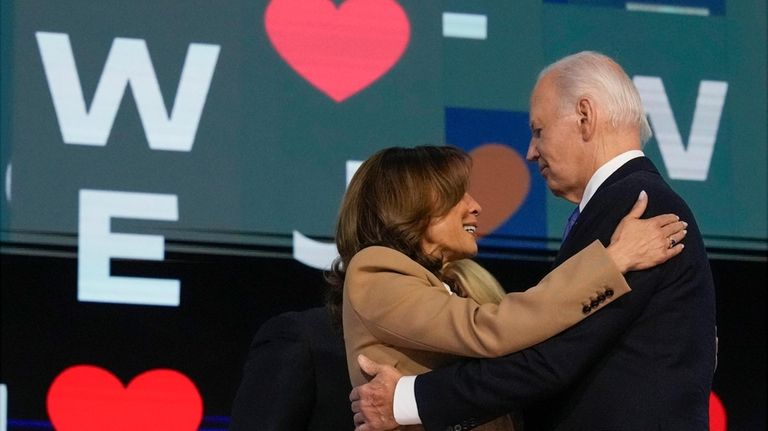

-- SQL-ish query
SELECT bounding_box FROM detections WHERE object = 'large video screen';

[2,1,766,430]
[2,0,765,267]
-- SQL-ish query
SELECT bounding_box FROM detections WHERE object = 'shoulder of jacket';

[348,246,436,281]
[349,245,410,267]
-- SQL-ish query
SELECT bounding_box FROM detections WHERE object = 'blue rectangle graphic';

[445,107,548,251]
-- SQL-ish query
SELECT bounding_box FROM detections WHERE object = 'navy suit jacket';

[229,307,353,431]
[414,157,717,430]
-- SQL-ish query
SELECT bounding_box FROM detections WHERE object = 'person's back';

[525,158,716,430]
[229,306,353,431]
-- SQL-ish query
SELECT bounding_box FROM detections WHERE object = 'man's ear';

[577,97,596,141]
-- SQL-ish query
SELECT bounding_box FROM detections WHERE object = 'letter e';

[78,189,180,306]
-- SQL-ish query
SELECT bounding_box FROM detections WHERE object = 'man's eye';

[532,128,542,138]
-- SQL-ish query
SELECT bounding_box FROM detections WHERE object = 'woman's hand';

[607,190,688,273]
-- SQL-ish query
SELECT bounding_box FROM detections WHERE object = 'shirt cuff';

[393,375,422,425]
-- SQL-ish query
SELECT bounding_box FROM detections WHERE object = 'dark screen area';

[1,247,765,429]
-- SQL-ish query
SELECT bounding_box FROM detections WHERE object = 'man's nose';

[526,141,538,161]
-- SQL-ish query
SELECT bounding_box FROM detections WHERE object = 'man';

[350,51,717,430]
[229,306,353,430]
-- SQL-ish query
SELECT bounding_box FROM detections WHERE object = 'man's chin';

[547,182,568,199]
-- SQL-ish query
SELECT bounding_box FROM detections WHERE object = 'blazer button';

[591,299,600,308]
[606,288,614,297]
[582,305,591,314]
[598,293,606,302]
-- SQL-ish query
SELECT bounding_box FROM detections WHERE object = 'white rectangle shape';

[626,2,710,16]
[442,12,487,40]
[0,384,6,431]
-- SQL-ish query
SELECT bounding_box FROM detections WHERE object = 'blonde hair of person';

[442,259,506,305]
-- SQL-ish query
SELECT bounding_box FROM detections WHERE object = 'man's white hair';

[539,51,653,144]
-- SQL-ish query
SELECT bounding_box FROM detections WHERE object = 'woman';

[327,146,686,430]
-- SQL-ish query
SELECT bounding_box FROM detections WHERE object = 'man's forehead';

[532,73,556,98]
[529,81,550,115]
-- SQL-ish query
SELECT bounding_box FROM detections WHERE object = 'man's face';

[526,73,589,204]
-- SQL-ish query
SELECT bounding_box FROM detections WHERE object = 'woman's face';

[421,193,482,264]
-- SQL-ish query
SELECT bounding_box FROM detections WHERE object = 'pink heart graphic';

[265,0,411,102]
[47,365,203,431]
[468,143,531,236]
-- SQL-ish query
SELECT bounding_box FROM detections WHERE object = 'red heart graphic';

[709,391,727,431]
[47,365,203,431]
[468,143,531,236]
[265,0,410,102]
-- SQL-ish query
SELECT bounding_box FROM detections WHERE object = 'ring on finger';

[669,237,676,248]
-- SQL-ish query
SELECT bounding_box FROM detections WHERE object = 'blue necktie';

[563,207,580,240]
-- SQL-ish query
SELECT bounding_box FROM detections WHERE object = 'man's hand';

[349,355,402,431]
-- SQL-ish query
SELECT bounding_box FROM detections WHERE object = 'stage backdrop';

[1,0,765,430]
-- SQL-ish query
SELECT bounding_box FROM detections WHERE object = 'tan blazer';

[342,240,630,430]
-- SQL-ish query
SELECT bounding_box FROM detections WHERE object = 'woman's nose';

[466,194,481,215]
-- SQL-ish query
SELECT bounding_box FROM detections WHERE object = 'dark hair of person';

[325,146,472,331]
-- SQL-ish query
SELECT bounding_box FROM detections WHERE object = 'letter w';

[36,32,220,151]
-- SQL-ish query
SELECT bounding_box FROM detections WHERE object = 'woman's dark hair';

[325,145,471,330]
